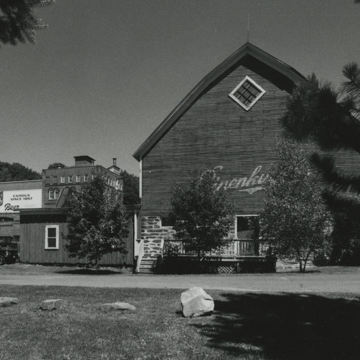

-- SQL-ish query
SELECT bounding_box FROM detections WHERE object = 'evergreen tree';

[260,140,332,272]
[169,171,234,260]
[0,0,54,46]
[280,63,360,263]
[63,175,130,266]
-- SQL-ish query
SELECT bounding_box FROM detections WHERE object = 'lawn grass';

[1,286,360,360]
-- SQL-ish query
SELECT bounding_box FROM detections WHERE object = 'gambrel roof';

[133,42,305,161]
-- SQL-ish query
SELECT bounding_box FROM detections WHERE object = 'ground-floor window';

[234,215,260,255]
[235,215,259,239]
[45,225,59,250]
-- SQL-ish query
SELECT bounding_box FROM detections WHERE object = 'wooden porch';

[163,239,260,257]
[136,239,276,274]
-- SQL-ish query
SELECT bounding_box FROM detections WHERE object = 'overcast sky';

[1,0,359,175]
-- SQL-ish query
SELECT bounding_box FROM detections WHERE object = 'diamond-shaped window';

[229,76,266,111]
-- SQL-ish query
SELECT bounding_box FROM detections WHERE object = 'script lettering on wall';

[203,166,269,194]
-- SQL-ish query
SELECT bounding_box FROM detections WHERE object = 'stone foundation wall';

[141,216,175,258]
[140,215,249,259]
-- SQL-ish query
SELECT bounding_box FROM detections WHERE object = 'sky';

[0,0,359,175]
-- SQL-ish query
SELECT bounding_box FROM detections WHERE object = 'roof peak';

[133,42,305,161]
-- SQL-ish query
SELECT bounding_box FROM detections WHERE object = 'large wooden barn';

[133,42,328,273]
[133,42,308,272]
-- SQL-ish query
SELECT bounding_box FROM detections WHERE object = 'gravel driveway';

[1,264,360,293]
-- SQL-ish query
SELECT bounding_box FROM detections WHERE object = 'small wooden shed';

[19,208,134,266]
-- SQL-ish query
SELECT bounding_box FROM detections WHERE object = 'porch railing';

[163,239,259,257]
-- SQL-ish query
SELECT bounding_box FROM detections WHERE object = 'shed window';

[76,175,81,183]
[229,76,266,111]
[45,225,59,249]
[68,175,73,183]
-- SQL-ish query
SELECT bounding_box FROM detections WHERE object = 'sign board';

[0,189,42,212]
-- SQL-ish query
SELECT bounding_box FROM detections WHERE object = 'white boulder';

[181,287,214,318]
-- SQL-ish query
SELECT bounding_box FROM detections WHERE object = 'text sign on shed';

[0,189,42,212]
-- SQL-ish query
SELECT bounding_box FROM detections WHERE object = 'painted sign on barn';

[210,165,269,194]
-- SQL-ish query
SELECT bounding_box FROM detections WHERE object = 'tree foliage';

[47,162,66,169]
[0,161,41,181]
[0,0,54,46]
[260,140,332,272]
[120,170,140,205]
[63,175,130,266]
[169,171,234,260]
[280,61,360,263]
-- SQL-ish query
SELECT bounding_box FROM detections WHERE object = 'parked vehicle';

[0,241,19,265]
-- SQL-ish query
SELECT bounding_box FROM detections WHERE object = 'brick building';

[42,156,123,208]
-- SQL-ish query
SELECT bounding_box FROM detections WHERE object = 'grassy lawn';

[1,285,360,360]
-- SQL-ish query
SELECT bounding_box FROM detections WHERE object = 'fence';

[163,239,259,257]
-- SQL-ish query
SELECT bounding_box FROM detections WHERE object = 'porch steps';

[138,257,157,274]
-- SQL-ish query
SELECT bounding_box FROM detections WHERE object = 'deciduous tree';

[260,140,332,272]
[169,171,234,260]
[47,162,66,169]
[63,175,130,266]
[120,170,140,206]
[0,161,40,181]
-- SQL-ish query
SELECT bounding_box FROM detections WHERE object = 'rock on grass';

[99,302,136,312]
[0,297,19,307]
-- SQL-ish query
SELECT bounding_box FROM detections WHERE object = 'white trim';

[139,160,142,199]
[45,225,59,250]
[229,76,266,111]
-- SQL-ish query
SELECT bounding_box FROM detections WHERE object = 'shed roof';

[133,42,305,161]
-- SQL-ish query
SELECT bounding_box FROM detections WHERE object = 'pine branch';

[311,153,360,194]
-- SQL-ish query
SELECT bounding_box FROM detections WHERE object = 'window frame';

[68,175,73,183]
[54,188,60,199]
[229,76,266,111]
[76,175,81,183]
[48,189,54,200]
[60,176,65,184]
[45,225,59,250]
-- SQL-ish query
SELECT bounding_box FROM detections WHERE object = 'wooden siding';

[141,63,360,217]
[142,65,287,216]
[20,214,134,266]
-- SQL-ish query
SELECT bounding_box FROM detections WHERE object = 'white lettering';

[209,165,269,194]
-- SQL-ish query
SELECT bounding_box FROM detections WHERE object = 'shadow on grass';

[192,292,360,360]
[55,269,122,275]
